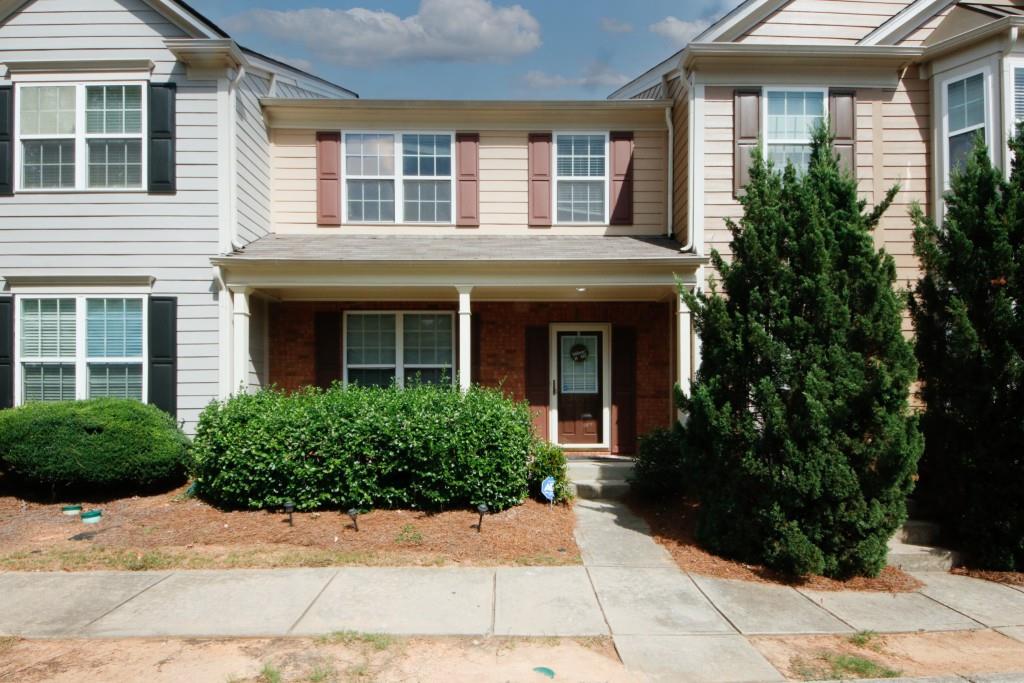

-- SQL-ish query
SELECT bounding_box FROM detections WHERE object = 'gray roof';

[216,234,695,264]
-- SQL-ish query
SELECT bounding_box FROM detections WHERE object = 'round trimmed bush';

[0,398,189,494]
[190,383,534,512]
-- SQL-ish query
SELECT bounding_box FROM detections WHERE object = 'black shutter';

[0,296,13,409]
[0,86,13,197]
[148,297,177,416]
[314,312,342,389]
[148,83,177,194]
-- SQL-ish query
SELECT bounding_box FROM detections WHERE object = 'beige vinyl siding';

[271,128,668,235]
[0,0,221,429]
[739,0,914,44]
[236,73,272,245]
[899,5,953,46]
[702,70,930,331]
[667,75,689,243]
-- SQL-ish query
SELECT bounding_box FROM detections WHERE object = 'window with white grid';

[16,296,147,404]
[345,133,396,222]
[16,82,146,192]
[946,73,986,177]
[555,133,607,223]
[402,134,452,223]
[764,90,825,173]
[345,312,454,388]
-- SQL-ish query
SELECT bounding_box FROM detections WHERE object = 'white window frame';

[547,322,612,450]
[342,311,456,388]
[940,66,993,191]
[340,131,455,225]
[13,80,148,193]
[761,87,828,171]
[552,131,610,225]
[12,293,149,405]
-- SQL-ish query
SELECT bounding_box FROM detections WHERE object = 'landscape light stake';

[347,508,360,532]
[284,500,295,526]
[477,503,488,533]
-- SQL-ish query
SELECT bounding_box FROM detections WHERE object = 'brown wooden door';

[557,331,602,444]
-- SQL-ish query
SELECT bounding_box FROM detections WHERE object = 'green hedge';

[0,399,189,494]
[528,440,572,504]
[190,383,534,511]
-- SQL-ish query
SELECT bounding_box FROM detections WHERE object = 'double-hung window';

[946,73,986,177]
[554,133,607,223]
[16,296,146,403]
[345,312,454,387]
[764,89,825,173]
[343,132,453,223]
[16,83,145,191]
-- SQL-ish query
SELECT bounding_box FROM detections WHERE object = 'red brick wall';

[268,300,674,450]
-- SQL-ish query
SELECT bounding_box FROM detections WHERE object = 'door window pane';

[560,334,599,394]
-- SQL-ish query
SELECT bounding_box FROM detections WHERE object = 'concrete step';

[567,458,635,482]
[897,520,942,546]
[570,479,631,500]
[886,540,961,572]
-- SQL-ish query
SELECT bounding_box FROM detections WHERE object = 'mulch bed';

[954,568,1024,588]
[0,485,580,571]
[626,494,923,592]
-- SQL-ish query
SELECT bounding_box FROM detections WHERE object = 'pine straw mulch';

[625,494,923,592]
[954,568,1024,588]
[0,484,580,571]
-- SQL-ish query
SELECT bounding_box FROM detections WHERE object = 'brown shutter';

[525,326,549,440]
[734,89,761,197]
[829,90,856,176]
[455,132,480,227]
[528,133,552,227]
[611,326,637,455]
[314,312,342,388]
[609,131,634,226]
[316,132,341,226]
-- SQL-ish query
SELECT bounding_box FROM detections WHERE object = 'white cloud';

[649,16,711,46]
[599,18,633,34]
[226,0,541,67]
[523,63,630,90]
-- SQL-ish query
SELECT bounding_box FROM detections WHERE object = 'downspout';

[228,64,246,251]
[665,102,674,238]
[678,66,696,252]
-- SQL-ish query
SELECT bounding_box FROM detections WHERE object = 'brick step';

[886,539,960,572]
[570,479,631,500]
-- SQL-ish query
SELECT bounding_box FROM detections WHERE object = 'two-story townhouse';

[0,0,353,430]
[613,0,1024,333]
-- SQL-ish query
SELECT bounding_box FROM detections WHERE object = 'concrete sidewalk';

[1,500,1023,682]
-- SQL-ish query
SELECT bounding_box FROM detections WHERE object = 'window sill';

[14,188,147,195]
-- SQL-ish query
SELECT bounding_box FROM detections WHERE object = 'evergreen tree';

[680,124,922,578]
[909,130,1024,571]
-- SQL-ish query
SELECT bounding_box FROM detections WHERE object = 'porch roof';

[213,234,705,266]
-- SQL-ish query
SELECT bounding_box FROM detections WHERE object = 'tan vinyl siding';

[0,0,220,429]
[739,0,914,45]
[667,76,689,243]
[271,128,668,235]
[899,5,953,46]
[702,69,930,331]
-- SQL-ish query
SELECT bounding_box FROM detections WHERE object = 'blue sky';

[191,0,741,99]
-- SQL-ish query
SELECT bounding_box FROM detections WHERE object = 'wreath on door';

[570,343,589,362]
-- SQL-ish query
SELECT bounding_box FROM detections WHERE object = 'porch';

[212,235,707,454]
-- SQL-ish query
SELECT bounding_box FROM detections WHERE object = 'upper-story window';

[343,132,453,224]
[764,89,825,173]
[947,73,985,176]
[16,83,145,192]
[555,133,607,223]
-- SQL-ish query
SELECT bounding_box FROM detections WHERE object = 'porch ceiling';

[252,284,679,302]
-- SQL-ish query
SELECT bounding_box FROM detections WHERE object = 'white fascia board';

[860,0,957,46]
[608,51,683,100]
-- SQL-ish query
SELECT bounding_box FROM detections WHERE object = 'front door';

[556,331,603,444]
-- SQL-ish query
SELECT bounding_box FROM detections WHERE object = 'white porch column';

[456,285,473,392]
[676,291,692,403]
[232,287,251,394]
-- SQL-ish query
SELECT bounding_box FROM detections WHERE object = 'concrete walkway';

[1,501,1023,682]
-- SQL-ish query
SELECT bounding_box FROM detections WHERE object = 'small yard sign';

[540,476,556,503]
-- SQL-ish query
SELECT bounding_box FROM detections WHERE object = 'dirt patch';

[753,630,1024,681]
[626,495,922,592]
[0,487,579,571]
[955,567,1024,588]
[0,635,634,683]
